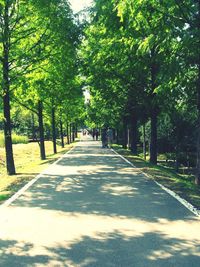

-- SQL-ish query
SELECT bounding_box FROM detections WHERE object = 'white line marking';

[111,148,200,217]
[0,146,75,208]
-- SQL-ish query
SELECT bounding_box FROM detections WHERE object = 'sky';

[69,0,93,13]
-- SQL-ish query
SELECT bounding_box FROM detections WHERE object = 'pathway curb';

[0,146,75,209]
[112,148,200,217]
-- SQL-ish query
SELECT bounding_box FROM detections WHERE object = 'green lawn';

[0,141,73,203]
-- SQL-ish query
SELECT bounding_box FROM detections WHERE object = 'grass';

[113,145,200,211]
[0,131,28,147]
[0,140,74,204]
[0,132,4,147]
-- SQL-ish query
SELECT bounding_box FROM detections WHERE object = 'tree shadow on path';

[0,142,200,266]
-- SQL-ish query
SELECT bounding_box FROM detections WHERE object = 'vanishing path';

[0,137,200,266]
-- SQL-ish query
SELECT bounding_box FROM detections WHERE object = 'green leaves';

[79,0,199,167]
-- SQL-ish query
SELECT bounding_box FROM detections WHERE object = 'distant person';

[101,128,108,148]
[107,128,113,148]
[95,129,99,141]
[92,129,95,140]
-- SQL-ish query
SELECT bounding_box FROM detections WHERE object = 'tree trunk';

[38,101,46,160]
[69,123,72,143]
[75,124,78,138]
[116,128,119,144]
[122,117,128,149]
[127,128,130,149]
[72,123,75,142]
[2,1,15,175]
[66,122,70,144]
[130,112,137,154]
[149,57,158,164]
[143,123,146,160]
[60,120,64,148]
[3,87,16,175]
[175,145,180,172]
[195,0,200,184]
[150,108,157,164]
[51,107,57,154]
[196,60,200,184]
[196,118,200,184]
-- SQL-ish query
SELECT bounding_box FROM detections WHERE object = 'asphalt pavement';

[0,136,200,266]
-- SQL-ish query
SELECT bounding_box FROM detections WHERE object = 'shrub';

[0,132,28,147]
[12,133,28,144]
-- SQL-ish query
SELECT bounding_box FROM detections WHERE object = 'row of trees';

[1,0,199,185]
[80,0,200,183]
[0,0,84,175]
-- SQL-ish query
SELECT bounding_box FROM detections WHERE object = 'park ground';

[0,137,199,266]
[0,138,200,212]
[0,141,73,203]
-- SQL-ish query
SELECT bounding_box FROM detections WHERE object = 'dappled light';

[0,207,200,266]
[0,0,199,264]
[101,183,137,196]
[0,140,200,266]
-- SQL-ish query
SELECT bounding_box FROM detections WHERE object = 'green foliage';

[12,133,29,145]
[0,0,199,177]
[0,131,28,147]
[0,0,85,174]
[79,0,199,171]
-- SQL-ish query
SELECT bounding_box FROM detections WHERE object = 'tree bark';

[66,122,70,144]
[3,86,16,175]
[150,108,157,164]
[130,112,137,154]
[38,101,46,160]
[143,123,146,160]
[72,123,75,142]
[69,123,72,143]
[51,107,57,154]
[122,117,128,149]
[175,145,180,172]
[149,56,158,164]
[2,1,16,175]
[196,60,200,184]
[75,124,78,138]
[195,0,200,185]
[196,113,200,184]
[127,128,130,148]
[60,120,64,148]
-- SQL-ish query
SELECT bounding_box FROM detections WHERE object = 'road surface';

[0,137,200,266]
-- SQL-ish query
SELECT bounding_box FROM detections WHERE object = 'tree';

[0,0,82,171]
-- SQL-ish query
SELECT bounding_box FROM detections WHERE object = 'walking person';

[95,129,99,141]
[92,129,95,140]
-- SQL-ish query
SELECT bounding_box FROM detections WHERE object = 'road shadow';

[11,143,195,222]
[1,141,200,266]
[0,231,200,266]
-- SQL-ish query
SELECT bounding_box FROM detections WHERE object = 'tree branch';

[12,95,38,115]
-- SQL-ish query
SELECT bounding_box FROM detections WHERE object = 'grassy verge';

[0,141,75,204]
[113,145,200,211]
[0,131,28,147]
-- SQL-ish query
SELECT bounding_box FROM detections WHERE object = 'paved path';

[0,138,200,266]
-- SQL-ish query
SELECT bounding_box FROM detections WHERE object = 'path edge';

[111,148,200,217]
[0,146,75,209]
